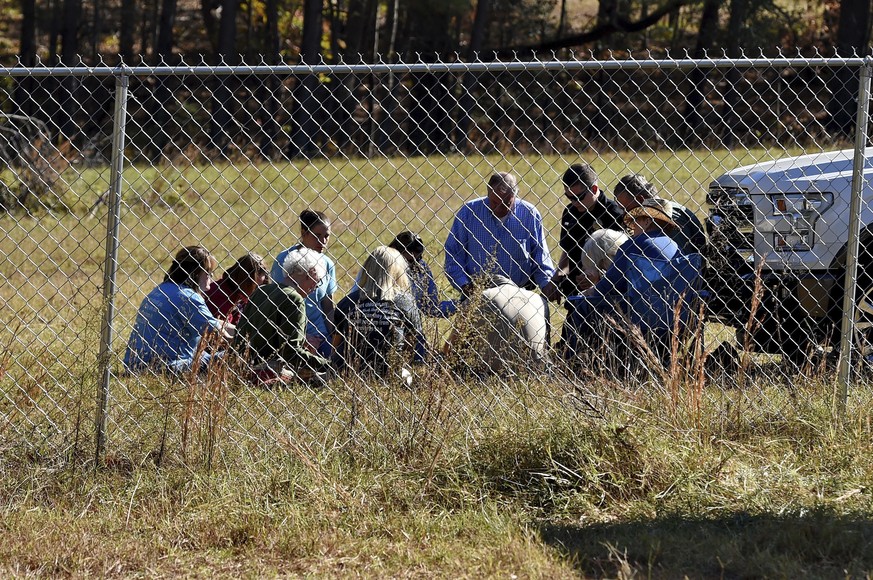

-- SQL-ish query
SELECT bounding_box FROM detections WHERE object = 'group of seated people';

[123,166,706,385]
[564,199,703,368]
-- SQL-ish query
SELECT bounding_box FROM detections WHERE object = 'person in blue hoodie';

[567,199,702,364]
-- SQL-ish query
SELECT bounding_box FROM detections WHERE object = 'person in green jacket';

[234,246,332,386]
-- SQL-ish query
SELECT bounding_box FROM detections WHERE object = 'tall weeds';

[665,296,709,425]
[739,263,765,389]
[180,331,233,471]
[0,320,18,383]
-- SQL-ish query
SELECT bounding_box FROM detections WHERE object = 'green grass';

[4,147,873,577]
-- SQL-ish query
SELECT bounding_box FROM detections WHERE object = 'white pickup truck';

[705,148,873,358]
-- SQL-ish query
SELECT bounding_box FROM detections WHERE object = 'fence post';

[837,58,872,412]
[94,71,130,465]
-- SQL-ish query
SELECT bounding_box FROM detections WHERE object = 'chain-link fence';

[2,53,872,467]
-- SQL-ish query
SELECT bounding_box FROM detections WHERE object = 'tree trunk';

[340,0,377,155]
[120,0,137,63]
[200,0,219,56]
[60,0,80,67]
[44,0,62,140]
[597,0,619,47]
[264,0,280,60]
[683,0,721,144]
[257,0,281,158]
[374,0,402,152]
[150,0,177,161]
[212,0,238,154]
[828,0,873,137]
[344,0,376,62]
[324,0,357,153]
[401,2,456,153]
[327,0,340,63]
[409,70,451,155]
[217,0,237,63]
[290,0,323,157]
[140,0,154,58]
[468,0,490,56]
[245,0,253,61]
[300,0,322,65]
[154,0,176,61]
[722,0,749,147]
[48,0,60,62]
[91,0,100,62]
[18,0,35,64]
[457,0,491,152]
[639,0,649,48]
[15,0,37,117]
[59,0,81,141]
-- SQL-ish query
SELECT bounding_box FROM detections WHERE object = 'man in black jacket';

[544,164,625,301]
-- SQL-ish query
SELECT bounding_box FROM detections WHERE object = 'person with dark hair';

[389,231,456,317]
[235,247,331,386]
[270,209,337,357]
[444,172,555,296]
[205,253,269,325]
[614,173,707,255]
[543,164,625,301]
[333,246,425,378]
[124,246,232,374]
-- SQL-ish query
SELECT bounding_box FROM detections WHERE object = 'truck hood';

[710,148,873,193]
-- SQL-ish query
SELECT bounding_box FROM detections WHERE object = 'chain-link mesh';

[1,53,871,466]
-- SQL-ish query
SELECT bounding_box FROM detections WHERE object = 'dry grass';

[3,365,873,577]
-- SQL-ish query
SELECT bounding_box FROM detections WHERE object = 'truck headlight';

[774,229,813,251]
[708,185,754,251]
[707,185,751,207]
[770,192,834,251]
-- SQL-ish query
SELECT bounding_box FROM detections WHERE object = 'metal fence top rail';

[2,54,871,78]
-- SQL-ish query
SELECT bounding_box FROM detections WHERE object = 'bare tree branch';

[494,0,699,55]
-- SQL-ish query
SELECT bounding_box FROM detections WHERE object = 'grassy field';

[4,147,873,577]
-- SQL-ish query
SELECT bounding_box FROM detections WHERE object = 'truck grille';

[707,186,754,251]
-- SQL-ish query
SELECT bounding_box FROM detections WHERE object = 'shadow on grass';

[539,510,873,579]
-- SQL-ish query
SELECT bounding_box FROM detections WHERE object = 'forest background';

[1,0,872,173]
[2,0,865,68]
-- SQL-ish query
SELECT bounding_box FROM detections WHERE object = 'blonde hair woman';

[334,246,424,377]
[358,245,411,301]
